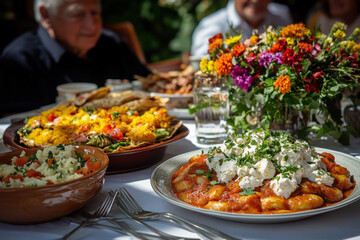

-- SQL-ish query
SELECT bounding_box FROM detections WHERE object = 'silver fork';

[110,190,199,240]
[88,220,170,240]
[66,210,165,240]
[60,189,120,240]
[117,187,240,240]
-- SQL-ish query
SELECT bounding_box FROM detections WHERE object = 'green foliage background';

[102,0,227,62]
[101,0,316,63]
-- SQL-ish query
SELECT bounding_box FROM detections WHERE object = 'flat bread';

[73,86,111,105]
[83,91,150,109]
[121,98,161,112]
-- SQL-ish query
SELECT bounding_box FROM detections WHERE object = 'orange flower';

[273,75,292,93]
[214,53,233,76]
[280,23,308,39]
[208,38,223,54]
[269,39,287,53]
[209,33,223,43]
[232,44,246,57]
[298,42,312,52]
[250,36,259,44]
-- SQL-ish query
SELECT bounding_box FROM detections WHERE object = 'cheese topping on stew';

[206,129,334,198]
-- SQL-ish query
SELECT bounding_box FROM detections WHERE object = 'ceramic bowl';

[0,145,109,224]
[3,121,189,174]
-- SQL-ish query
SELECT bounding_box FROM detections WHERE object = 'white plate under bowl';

[151,147,360,223]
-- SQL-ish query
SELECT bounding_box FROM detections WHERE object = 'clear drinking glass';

[193,73,229,144]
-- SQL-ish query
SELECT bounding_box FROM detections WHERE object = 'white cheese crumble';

[206,154,237,183]
[205,129,334,198]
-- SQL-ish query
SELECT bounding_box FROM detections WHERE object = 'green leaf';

[239,188,256,196]
[195,170,204,175]
[265,78,274,85]
[302,60,311,73]
[270,90,278,99]
[188,103,209,114]
[232,56,237,65]
[330,86,339,92]
[255,94,265,105]
[210,181,221,185]
[112,112,120,119]
[153,128,170,139]
[57,144,65,150]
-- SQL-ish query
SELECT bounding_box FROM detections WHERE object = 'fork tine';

[119,187,143,214]
[94,194,112,216]
[114,189,134,216]
[115,188,202,240]
[61,189,119,240]
[95,188,120,217]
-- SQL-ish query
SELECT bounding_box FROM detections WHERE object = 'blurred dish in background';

[105,79,133,93]
[56,82,98,103]
[135,65,194,95]
[135,65,194,114]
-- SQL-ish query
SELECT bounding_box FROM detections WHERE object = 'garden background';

[0,0,317,63]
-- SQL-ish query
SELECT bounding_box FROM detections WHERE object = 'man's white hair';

[33,0,63,23]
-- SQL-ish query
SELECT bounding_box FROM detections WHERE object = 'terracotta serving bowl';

[0,145,109,224]
[3,121,189,174]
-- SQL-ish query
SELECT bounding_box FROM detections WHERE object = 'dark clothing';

[0,26,151,115]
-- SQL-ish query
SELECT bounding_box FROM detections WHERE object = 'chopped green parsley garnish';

[239,188,256,196]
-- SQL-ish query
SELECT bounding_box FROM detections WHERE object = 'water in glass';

[193,75,229,144]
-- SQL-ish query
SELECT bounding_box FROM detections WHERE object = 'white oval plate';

[151,147,360,223]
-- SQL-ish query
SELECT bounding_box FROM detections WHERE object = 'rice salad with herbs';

[0,145,100,188]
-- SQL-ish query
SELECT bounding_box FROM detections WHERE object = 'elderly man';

[0,0,151,115]
[191,0,293,57]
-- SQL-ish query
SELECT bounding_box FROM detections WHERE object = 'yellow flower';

[208,60,215,72]
[347,41,358,52]
[325,37,333,46]
[334,29,346,39]
[332,22,347,31]
[285,37,295,45]
[224,35,241,46]
[266,32,279,45]
[200,57,208,72]
[340,40,358,52]
[273,75,292,93]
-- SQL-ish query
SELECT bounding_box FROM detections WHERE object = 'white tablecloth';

[1,121,360,240]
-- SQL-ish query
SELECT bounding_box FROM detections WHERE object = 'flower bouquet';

[200,22,360,145]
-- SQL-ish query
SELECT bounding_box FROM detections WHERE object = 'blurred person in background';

[0,0,151,116]
[307,0,360,36]
[191,0,293,58]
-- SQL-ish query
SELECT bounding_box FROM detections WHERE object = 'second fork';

[116,187,240,240]
[111,190,199,240]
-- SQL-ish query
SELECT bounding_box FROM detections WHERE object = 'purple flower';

[230,65,253,92]
[312,43,322,56]
[258,52,283,67]
[314,43,321,51]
